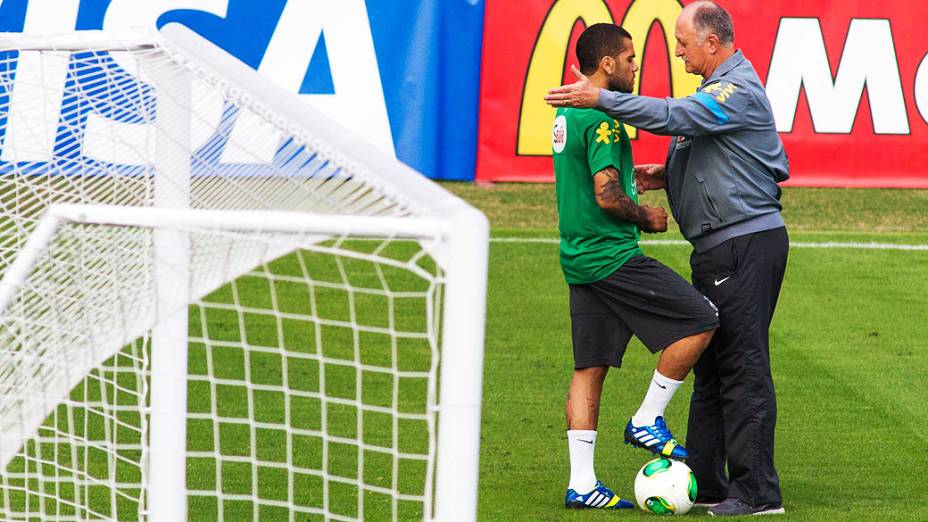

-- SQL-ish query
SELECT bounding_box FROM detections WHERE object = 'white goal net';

[0,25,487,522]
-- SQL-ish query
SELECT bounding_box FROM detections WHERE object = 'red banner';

[476,0,928,188]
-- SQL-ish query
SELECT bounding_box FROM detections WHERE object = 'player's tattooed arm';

[593,166,668,233]
[594,167,644,222]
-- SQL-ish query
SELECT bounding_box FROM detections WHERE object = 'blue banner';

[367,0,485,181]
[0,0,485,180]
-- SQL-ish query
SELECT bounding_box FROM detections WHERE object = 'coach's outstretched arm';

[545,66,752,137]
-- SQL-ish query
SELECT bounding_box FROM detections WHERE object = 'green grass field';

[458,184,928,520]
[1,236,440,521]
[3,184,926,521]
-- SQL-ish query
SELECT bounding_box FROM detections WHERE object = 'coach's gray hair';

[692,2,734,46]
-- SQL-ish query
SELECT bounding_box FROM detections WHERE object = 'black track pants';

[685,227,789,507]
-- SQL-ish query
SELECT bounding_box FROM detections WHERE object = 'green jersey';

[552,107,642,284]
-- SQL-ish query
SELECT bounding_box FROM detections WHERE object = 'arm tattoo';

[595,167,647,227]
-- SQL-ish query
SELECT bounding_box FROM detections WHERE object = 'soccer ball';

[634,458,697,515]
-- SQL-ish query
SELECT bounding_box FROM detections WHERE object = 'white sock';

[631,370,683,427]
[567,430,598,493]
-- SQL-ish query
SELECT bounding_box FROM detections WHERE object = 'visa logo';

[0,0,395,164]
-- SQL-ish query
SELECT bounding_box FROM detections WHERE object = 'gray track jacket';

[594,50,788,251]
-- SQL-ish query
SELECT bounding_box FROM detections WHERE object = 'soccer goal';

[0,25,488,521]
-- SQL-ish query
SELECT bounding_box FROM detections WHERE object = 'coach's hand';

[544,66,600,108]
[641,206,668,233]
[634,164,667,193]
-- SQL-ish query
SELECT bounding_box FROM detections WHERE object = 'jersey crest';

[702,81,739,104]
[552,115,567,153]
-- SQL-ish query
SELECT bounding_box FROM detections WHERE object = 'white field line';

[490,237,928,251]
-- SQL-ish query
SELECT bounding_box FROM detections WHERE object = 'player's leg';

[690,229,788,516]
[565,365,607,494]
[623,328,714,460]
[628,328,713,428]
[586,255,718,459]
[566,365,608,431]
[655,329,715,380]
[562,284,634,509]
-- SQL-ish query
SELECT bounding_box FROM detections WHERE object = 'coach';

[545,1,788,517]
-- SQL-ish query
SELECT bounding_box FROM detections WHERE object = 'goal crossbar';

[0,203,450,317]
[158,23,472,223]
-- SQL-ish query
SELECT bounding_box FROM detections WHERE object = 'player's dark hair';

[692,2,734,45]
[576,23,632,75]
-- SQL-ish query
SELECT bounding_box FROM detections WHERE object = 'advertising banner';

[476,0,928,188]
[0,0,485,180]
[3,0,927,186]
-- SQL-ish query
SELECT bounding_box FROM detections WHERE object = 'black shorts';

[569,255,719,369]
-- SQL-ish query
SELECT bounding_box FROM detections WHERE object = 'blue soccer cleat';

[565,481,635,509]
[624,416,689,459]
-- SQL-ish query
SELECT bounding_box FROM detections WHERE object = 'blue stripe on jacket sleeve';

[693,91,730,125]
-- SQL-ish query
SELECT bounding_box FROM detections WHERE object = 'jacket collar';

[702,49,745,86]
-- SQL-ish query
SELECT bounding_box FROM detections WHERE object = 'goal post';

[148,48,193,522]
[0,24,488,522]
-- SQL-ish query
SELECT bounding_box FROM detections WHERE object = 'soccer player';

[546,2,790,515]
[554,24,719,510]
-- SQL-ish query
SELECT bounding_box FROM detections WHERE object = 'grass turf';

[478,236,928,521]
[468,184,928,520]
[441,182,928,235]
[4,184,927,520]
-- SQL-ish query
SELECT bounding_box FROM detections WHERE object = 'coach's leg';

[686,335,729,502]
[566,366,609,493]
[723,228,787,508]
[685,244,735,503]
[708,229,788,509]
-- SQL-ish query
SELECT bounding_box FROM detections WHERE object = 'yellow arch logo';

[517,0,701,155]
